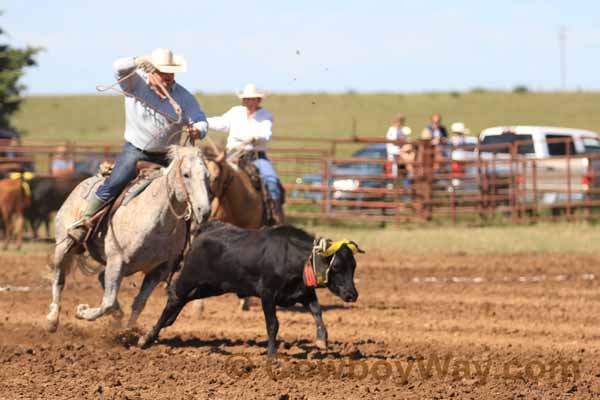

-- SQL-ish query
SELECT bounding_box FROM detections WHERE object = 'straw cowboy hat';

[237,83,265,99]
[149,48,187,73]
[450,122,470,135]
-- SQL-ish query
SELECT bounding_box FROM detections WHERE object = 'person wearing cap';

[207,84,284,221]
[450,122,470,147]
[67,48,208,242]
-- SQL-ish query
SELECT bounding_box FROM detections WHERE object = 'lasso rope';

[96,69,186,146]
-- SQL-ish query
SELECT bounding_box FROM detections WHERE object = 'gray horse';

[46,146,212,332]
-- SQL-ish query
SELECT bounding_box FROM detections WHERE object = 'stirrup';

[67,224,89,243]
[66,217,91,243]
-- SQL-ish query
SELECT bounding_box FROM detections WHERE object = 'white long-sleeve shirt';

[207,106,273,152]
[385,126,407,159]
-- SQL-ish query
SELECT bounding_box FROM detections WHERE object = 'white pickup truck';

[477,126,600,205]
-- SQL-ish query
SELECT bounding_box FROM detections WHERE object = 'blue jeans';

[95,142,169,202]
[253,158,282,202]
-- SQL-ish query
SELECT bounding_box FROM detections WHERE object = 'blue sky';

[3,1,599,94]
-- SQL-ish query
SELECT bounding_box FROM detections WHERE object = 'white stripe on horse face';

[185,153,212,224]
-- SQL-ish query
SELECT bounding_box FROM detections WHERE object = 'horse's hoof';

[315,339,328,350]
[46,317,59,333]
[75,304,90,319]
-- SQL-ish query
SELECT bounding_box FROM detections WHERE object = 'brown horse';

[205,152,264,229]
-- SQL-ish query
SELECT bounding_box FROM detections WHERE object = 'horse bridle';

[166,158,193,221]
[210,159,234,199]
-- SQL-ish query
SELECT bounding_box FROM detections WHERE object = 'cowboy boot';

[66,195,106,243]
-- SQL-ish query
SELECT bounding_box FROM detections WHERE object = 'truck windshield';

[481,133,534,154]
[582,137,600,153]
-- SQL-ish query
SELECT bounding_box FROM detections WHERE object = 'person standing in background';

[385,113,411,177]
[425,113,448,145]
[450,122,470,147]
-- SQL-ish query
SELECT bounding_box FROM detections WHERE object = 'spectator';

[51,145,75,177]
[425,113,448,145]
[450,122,470,147]
[385,114,411,176]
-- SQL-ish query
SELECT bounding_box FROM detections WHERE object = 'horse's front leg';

[76,255,124,321]
[96,270,124,326]
[128,263,169,327]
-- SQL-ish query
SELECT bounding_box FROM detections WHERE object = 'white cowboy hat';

[237,83,265,99]
[450,122,470,135]
[150,48,187,73]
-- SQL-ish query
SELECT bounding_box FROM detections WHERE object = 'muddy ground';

[1,249,600,399]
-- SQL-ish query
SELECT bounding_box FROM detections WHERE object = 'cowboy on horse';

[206,83,285,224]
[68,48,209,242]
[47,49,213,332]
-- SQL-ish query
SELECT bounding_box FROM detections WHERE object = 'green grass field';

[12,91,600,144]
[310,222,600,255]
[10,222,600,256]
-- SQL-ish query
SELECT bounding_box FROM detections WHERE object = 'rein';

[208,159,235,219]
[213,160,235,199]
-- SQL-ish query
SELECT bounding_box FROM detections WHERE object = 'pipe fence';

[1,136,599,225]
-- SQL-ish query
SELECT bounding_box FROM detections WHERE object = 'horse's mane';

[201,146,221,161]
[166,145,204,162]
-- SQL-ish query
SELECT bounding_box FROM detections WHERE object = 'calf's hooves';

[240,298,250,311]
[138,335,154,349]
[315,339,328,350]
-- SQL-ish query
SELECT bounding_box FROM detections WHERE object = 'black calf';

[140,221,361,355]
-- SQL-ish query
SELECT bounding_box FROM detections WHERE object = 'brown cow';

[0,178,31,250]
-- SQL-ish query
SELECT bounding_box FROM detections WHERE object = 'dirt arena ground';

[2,248,600,399]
